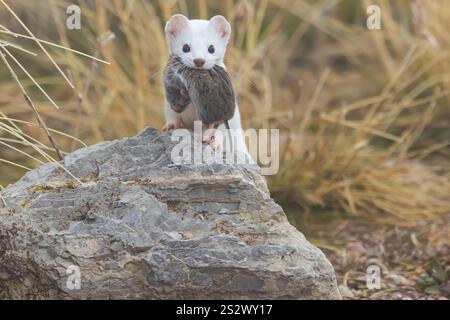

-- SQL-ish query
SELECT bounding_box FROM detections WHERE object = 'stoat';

[162,14,248,155]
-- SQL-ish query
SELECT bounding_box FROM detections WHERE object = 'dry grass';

[0,0,449,225]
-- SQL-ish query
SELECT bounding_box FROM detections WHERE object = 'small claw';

[162,121,184,131]
[161,124,174,131]
[174,122,185,129]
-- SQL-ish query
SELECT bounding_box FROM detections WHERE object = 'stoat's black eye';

[208,45,215,54]
[182,44,190,53]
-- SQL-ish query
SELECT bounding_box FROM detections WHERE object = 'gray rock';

[0,128,340,299]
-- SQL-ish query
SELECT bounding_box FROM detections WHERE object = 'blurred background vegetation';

[0,0,449,226]
[1,0,449,299]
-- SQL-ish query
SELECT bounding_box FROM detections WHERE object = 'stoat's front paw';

[162,120,185,131]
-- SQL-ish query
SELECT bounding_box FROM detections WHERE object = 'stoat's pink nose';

[194,59,205,68]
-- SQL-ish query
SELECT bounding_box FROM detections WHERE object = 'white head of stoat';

[165,14,231,70]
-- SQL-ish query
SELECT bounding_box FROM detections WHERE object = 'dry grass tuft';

[0,0,107,184]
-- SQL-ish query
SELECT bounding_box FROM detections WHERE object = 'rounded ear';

[209,15,231,41]
[165,14,189,38]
